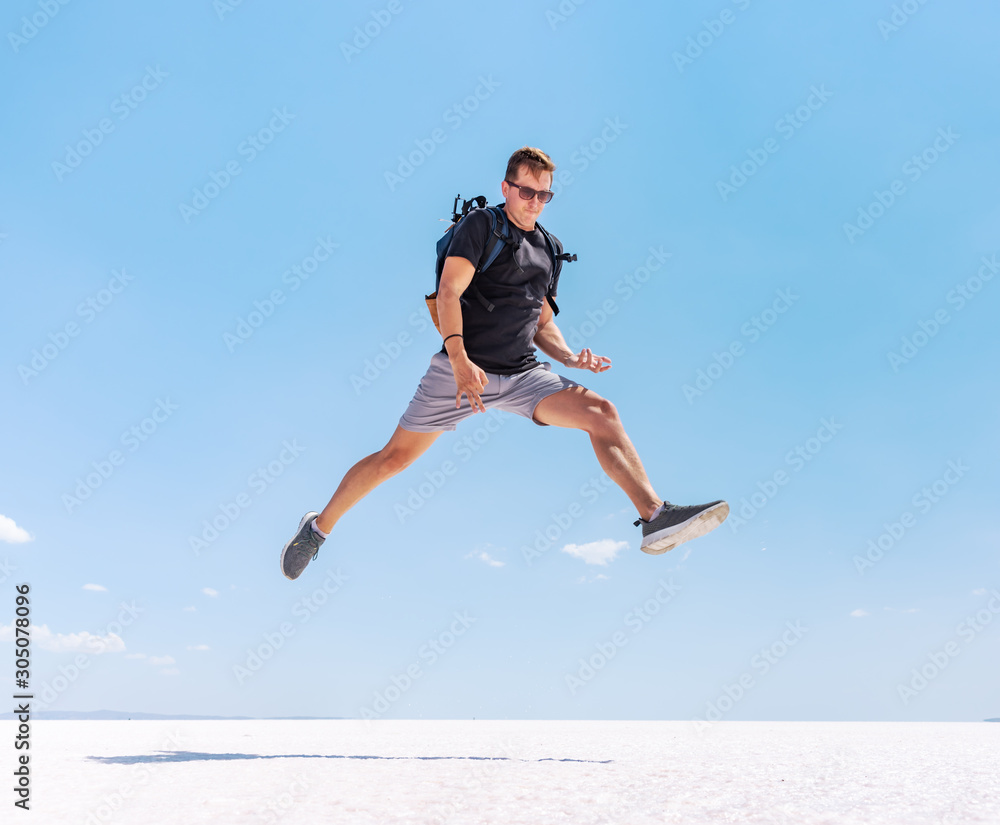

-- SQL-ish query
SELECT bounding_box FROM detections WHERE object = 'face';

[501,166,553,231]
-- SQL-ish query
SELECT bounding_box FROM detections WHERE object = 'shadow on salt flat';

[87,751,613,765]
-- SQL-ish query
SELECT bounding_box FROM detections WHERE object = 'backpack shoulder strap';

[477,206,512,274]
[467,206,514,313]
[535,221,576,316]
[536,220,576,267]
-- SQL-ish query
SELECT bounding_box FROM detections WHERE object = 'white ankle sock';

[647,503,666,522]
[311,519,329,539]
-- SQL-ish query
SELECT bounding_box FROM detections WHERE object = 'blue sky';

[1,0,997,722]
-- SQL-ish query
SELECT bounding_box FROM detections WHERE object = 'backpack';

[424,194,577,334]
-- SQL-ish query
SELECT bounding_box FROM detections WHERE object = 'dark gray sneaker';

[634,500,729,555]
[280,511,324,580]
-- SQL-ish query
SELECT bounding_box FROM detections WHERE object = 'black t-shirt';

[439,206,562,375]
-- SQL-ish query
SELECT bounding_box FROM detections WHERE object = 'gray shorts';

[399,352,583,433]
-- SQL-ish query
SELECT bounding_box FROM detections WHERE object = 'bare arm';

[533,298,612,373]
[438,256,490,412]
[532,298,574,364]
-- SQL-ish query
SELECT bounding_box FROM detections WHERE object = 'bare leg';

[314,425,442,533]
[532,387,661,521]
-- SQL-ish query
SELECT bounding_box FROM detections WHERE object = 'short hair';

[505,146,555,183]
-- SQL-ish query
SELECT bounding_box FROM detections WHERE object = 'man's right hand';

[450,352,489,413]
[438,255,488,411]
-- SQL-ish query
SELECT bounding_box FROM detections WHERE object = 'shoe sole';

[641,501,729,555]
[280,511,319,580]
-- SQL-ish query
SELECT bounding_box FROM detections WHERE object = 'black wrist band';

[443,334,463,344]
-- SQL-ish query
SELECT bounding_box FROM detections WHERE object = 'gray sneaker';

[280,511,324,580]
[634,500,729,555]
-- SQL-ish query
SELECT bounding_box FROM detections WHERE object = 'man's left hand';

[564,348,611,373]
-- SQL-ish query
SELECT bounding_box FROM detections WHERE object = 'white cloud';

[0,515,31,544]
[561,539,627,566]
[466,550,504,568]
[0,623,124,653]
[187,644,210,651]
[82,583,107,592]
[182,606,196,612]
[850,609,869,618]
[160,668,180,676]
[148,655,175,666]
[973,588,987,596]
[202,587,219,597]
[125,653,147,659]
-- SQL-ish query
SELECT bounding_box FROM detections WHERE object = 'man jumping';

[280,146,728,580]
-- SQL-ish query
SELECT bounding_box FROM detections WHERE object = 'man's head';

[501,146,555,231]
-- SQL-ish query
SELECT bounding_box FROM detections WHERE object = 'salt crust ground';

[4,720,998,824]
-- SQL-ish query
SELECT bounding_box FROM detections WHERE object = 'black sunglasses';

[505,180,554,204]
